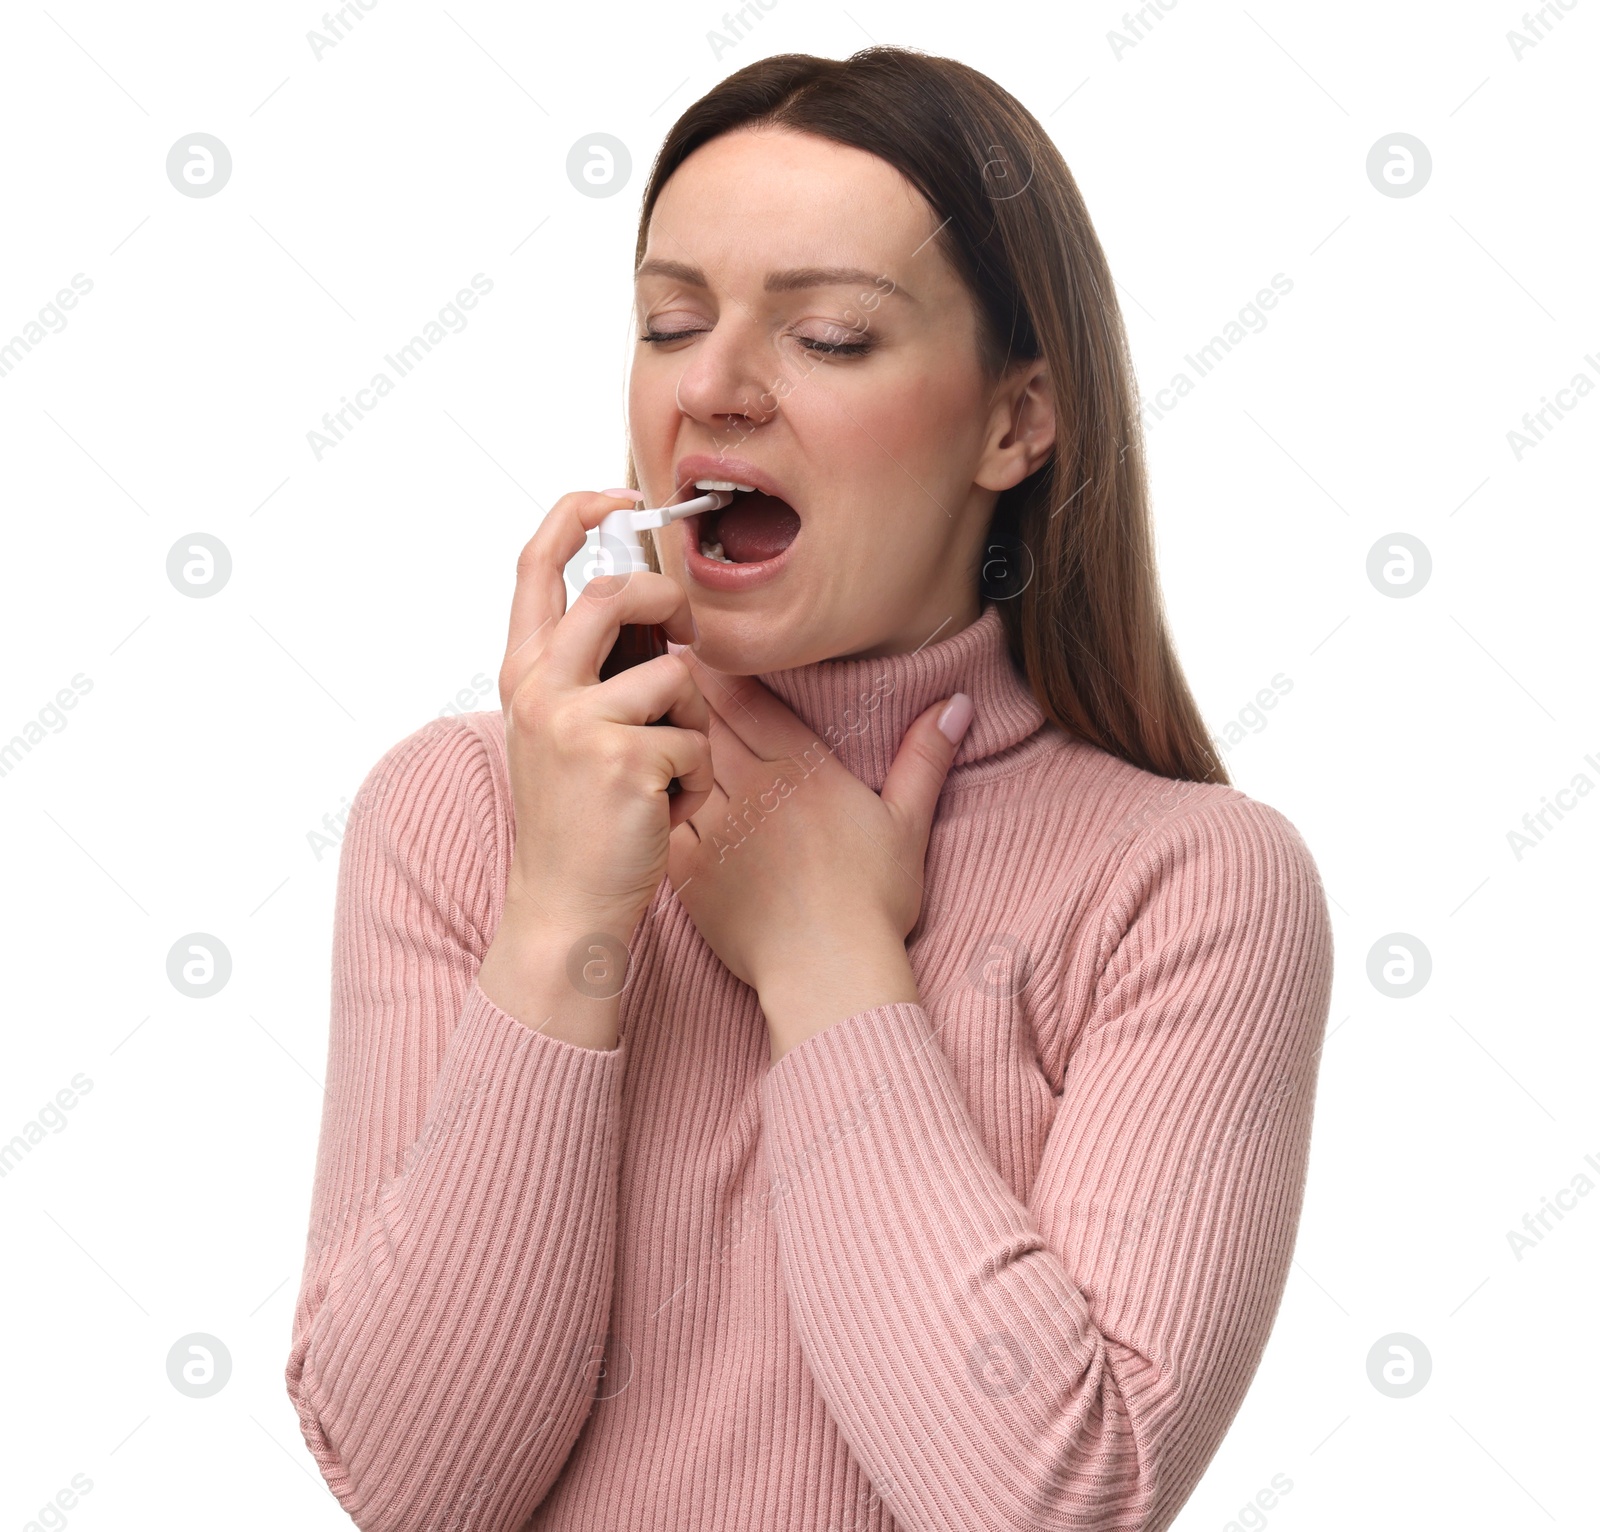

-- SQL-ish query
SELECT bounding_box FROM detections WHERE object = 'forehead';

[643,127,944,286]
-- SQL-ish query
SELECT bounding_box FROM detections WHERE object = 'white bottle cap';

[592,507,651,576]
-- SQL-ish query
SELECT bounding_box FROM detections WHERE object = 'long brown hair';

[624,45,1228,786]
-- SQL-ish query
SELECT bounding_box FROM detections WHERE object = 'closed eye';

[638,328,873,358]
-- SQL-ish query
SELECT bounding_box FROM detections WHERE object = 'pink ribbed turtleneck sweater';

[286,602,1334,1532]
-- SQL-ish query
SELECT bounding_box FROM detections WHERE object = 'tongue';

[713,492,801,563]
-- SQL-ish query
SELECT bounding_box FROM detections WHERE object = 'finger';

[591,654,714,829]
[670,789,708,838]
[704,698,763,782]
[500,490,644,712]
[700,702,821,842]
[680,773,734,849]
[668,748,733,840]
[679,650,824,761]
[593,651,711,738]
[545,570,697,686]
[880,695,971,843]
[644,723,715,826]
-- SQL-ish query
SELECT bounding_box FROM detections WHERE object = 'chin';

[684,615,806,678]
[662,542,816,673]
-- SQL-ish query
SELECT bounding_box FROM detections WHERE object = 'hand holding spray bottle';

[589,486,731,794]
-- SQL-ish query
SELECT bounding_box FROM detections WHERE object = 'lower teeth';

[699,538,734,564]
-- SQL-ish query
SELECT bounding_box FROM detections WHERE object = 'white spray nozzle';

[628,490,730,530]
[589,491,732,579]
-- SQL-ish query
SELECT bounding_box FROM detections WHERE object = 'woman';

[286,46,1334,1532]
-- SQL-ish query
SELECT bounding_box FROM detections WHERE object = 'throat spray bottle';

[588,487,729,794]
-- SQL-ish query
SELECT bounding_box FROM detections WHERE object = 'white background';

[1,2,1595,1528]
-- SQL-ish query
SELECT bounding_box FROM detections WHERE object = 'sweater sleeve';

[757,795,1334,1532]
[285,716,629,1532]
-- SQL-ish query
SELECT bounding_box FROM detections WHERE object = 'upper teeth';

[695,479,756,493]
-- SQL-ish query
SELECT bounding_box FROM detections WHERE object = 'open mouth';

[692,479,802,564]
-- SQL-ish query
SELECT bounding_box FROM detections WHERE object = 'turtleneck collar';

[750,602,1048,794]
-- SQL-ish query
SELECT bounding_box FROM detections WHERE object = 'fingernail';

[601,487,644,501]
[936,692,973,745]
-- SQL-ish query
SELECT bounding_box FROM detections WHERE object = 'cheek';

[785,366,979,562]
[627,373,677,482]
[830,361,974,472]
[825,367,985,569]
[628,365,678,422]
[627,373,654,434]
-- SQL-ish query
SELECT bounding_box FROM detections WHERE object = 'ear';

[975,358,1056,494]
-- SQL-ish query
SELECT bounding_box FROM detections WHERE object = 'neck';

[756,602,1047,794]
[836,589,984,662]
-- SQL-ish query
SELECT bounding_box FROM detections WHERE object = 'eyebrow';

[634,257,913,303]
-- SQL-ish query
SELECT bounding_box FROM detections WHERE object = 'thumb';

[879,692,974,840]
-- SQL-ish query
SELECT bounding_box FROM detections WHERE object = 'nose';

[669,318,780,436]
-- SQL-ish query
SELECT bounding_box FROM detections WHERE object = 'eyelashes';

[638,327,873,359]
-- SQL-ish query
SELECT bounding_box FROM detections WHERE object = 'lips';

[672,453,793,508]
